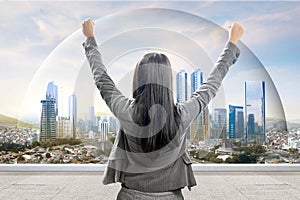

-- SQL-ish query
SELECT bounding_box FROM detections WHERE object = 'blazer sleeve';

[180,41,240,126]
[83,36,132,120]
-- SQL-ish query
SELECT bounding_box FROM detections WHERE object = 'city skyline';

[38,80,122,144]
[1,2,300,123]
[175,68,268,142]
[41,81,80,140]
[36,74,269,144]
[49,68,268,143]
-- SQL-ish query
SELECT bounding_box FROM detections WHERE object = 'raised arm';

[82,19,132,120]
[180,23,243,123]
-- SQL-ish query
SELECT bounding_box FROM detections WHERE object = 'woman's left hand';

[82,18,94,38]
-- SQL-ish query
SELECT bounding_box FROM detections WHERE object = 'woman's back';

[82,18,243,199]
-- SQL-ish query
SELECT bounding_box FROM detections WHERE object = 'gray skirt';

[116,186,184,200]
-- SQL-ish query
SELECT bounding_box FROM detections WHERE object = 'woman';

[82,19,243,200]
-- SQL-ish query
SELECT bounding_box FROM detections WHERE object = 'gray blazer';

[83,37,240,192]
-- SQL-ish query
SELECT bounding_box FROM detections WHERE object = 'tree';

[233,141,242,147]
[225,153,257,163]
[0,143,25,153]
[31,141,40,148]
[211,157,223,163]
[225,157,233,163]
[45,152,51,158]
[17,155,25,162]
[289,148,298,154]
[250,144,266,154]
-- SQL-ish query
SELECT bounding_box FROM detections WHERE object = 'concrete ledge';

[192,164,300,172]
[1,164,300,173]
[0,164,106,172]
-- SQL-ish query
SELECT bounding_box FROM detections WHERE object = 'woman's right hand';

[228,23,244,45]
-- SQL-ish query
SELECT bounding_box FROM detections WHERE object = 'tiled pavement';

[0,172,299,200]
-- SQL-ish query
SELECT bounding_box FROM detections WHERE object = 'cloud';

[1,1,300,122]
[31,16,77,44]
[239,5,300,46]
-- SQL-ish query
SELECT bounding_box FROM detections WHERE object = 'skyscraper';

[211,108,227,139]
[245,81,266,144]
[176,69,190,139]
[40,81,58,141]
[99,118,108,142]
[109,116,120,133]
[191,69,203,94]
[176,70,188,103]
[228,105,244,140]
[247,114,255,135]
[69,93,77,138]
[88,106,96,131]
[46,81,58,116]
[190,69,209,141]
[57,116,71,138]
[40,98,57,141]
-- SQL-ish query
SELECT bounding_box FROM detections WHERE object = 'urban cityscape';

[1,2,300,199]
[0,68,299,164]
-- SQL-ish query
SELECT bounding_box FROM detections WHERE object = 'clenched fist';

[82,18,94,38]
[228,23,244,45]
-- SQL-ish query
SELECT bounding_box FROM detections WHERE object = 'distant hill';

[266,117,300,130]
[0,114,35,128]
[287,121,300,129]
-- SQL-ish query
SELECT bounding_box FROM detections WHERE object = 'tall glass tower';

[190,69,209,141]
[191,69,203,93]
[109,116,120,134]
[40,81,58,141]
[88,106,96,132]
[211,108,227,139]
[69,93,77,139]
[228,105,244,140]
[46,81,58,116]
[99,118,108,142]
[176,70,188,103]
[245,81,266,144]
[40,99,57,141]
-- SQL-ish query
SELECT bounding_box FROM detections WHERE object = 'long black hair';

[127,52,181,153]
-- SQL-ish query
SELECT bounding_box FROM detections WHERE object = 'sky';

[0,1,300,124]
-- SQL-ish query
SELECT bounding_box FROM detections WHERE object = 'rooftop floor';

[0,172,300,200]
